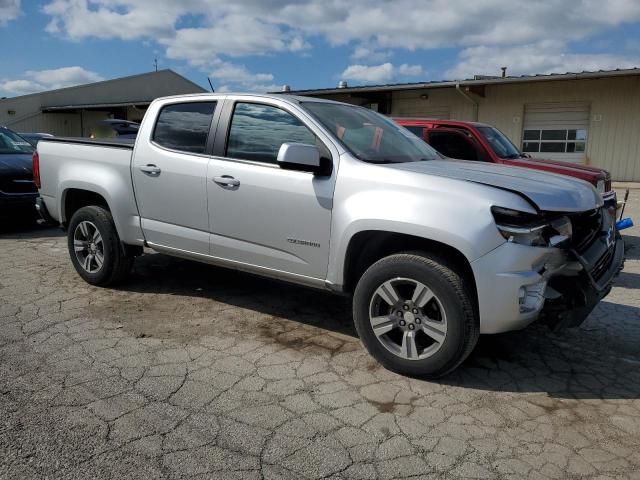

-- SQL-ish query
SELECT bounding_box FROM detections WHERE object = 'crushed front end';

[472,206,624,334]
[541,208,624,329]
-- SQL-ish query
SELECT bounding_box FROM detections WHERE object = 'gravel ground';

[1,189,639,479]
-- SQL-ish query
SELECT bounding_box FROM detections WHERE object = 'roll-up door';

[522,102,590,163]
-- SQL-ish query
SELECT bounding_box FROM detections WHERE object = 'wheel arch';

[62,187,111,226]
[341,230,478,312]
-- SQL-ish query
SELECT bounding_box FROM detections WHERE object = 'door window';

[226,103,316,164]
[153,102,217,154]
[429,131,478,161]
[403,126,424,138]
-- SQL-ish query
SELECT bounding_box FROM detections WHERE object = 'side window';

[226,102,317,164]
[153,102,217,154]
[403,126,424,138]
[429,131,478,161]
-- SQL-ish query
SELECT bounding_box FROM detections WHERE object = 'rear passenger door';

[206,99,337,282]
[132,101,219,254]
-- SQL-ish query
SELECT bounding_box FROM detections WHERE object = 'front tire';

[353,252,479,378]
[67,206,133,286]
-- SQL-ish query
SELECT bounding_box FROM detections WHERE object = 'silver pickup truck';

[34,93,624,377]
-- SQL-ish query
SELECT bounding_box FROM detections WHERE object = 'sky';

[1,0,640,97]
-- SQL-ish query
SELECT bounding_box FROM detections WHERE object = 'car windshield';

[477,126,522,159]
[0,128,34,154]
[303,102,440,163]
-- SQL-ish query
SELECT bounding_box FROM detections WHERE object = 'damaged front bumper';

[541,234,624,329]
[472,215,624,334]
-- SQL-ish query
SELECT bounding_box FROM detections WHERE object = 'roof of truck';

[154,92,342,104]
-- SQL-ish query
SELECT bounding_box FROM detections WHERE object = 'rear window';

[153,102,216,154]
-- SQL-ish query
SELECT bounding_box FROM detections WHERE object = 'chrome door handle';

[140,164,161,175]
[213,175,240,187]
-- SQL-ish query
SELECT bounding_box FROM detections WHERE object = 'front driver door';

[206,99,336,283]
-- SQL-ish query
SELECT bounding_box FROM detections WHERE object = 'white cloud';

[42,0,180,40]
[208,62,280,93]
[210,63,273,84]
[399,64,423,76]
[445,42,640,79]
[351,45,391,63]
[39,0,640,83]
[341,63,395,83]
[0,0,20,26]
[340,62,424,84]
[0,66,103,96]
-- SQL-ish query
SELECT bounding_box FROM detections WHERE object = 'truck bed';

[37,135,143,245]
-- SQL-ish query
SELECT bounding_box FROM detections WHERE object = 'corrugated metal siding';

[0,93,82,136]
[479,76,640,180]
[391,89,470,119]
[395,106,451,119]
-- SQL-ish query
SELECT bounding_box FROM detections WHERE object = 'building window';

[522,129,586,154]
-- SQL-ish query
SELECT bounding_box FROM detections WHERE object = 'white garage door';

[522,102,590,163]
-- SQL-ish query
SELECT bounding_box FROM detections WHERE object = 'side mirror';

[277,143,321,173]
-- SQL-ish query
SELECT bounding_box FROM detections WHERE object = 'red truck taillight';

[32,150,41,189]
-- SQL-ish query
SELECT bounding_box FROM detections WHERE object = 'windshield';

[477,126,521,159]
[0,128,34,155]
[303,102,440,163]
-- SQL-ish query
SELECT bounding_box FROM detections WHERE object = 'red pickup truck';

[395,119,616,210]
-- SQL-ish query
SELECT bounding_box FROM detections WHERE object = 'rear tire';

[67,206,133,286]
[353,252,479,378]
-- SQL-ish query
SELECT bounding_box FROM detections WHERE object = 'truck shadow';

[117,252,640,401]
[623,233,640,260]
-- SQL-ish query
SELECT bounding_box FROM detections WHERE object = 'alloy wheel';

[369,277,448,360]
[73,221,105,274]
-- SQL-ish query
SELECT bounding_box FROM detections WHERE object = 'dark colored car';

[90,119,140,139]
[395,118,617,211]
[0,126,38,218]
[18,132,54,147]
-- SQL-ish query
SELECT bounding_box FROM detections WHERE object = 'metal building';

[0,70,206,137]
[283,68,640,181]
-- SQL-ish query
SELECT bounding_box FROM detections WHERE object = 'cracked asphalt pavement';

[1,190,640,479]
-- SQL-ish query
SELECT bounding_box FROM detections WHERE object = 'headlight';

[596,180,605,194]
[491,206,572,247]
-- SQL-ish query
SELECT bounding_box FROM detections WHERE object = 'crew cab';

[395,119,616,211]
[34,94,624,378]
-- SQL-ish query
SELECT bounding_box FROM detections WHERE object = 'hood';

[0,153,33,177]
[386,159,602,213]
[505,156,608,183]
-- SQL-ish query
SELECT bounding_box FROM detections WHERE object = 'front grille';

[0,176,37,194]
[570,209,602,253]
[591,246,615,281]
